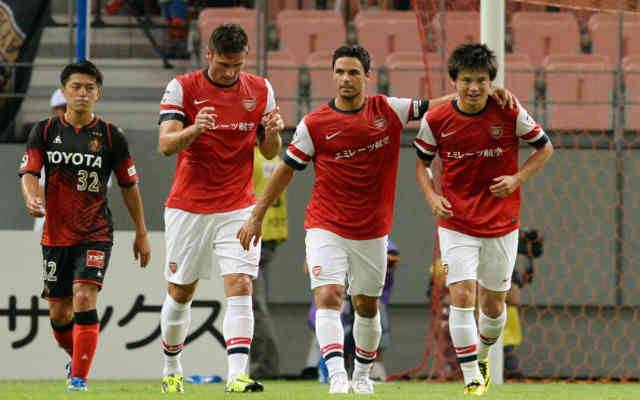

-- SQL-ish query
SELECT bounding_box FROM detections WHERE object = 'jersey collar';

[452,97,491,117]
[329,98,367,114]
[202,69,239,88]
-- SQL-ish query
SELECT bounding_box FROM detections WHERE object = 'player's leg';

[440,227,485,394]
[160,208,212,393]
[306,229,349,394]
[347,235,387,394]
[66,242,112,391]
[370,301,389,382]
[216,206,263,392]
[42,245,75,379]
[476,229,518,392]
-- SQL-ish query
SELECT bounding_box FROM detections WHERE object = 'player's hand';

[489,175,521,198]
[133,232,151,268]
[261,106,284,137]
[428,194,454,219]
[25,195,45,217]
[237,216,262,251]
[491,87,516,109]
[193,106,217,133]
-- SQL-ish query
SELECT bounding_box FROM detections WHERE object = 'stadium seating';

[385,52,447,100]
[246,51,300,127]
[543,54,614,130]
[431,12,480,57]
[588,14,640,62]
[353,9,416,24]
[623,55,640,129]
[269,0,315,20]
[504,53,536,108]
[355,18,421,66]
[278,12,346,63]
[511,12,581,66]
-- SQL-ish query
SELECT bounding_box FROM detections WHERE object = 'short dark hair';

[332,45,371,74]
[209,23,249,55]
[60,60,103,86]
[448,43,498,81]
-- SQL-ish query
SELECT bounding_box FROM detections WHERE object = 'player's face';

[61,74,101,114]
[453,69,492,113]
[333,57,368,101]
[206,48,246,86]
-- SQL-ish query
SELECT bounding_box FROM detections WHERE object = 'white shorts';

[164,206,261,284]
[305,229,387,297]
[439,227,518,292]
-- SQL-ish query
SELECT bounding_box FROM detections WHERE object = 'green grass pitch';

[1,380,638,399]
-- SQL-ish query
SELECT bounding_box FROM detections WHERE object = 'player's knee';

[315,285,343,309]
[223,274,252,297]
[73,284,98,310]
[352,296,378,318]
[449,282,476,307]
[168,281,197,303]
[49,306,73,326]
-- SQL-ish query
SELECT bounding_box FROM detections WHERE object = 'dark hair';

[447,43,497,81]
[209,23,249,55]
[332,45,371,74]
[60,60,103,86]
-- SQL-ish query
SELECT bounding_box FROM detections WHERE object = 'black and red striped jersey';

[19,115,139,246]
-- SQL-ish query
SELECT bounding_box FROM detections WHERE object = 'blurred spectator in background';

[503,229,542,379]
[159,0,190,58]
[249,144,288,379]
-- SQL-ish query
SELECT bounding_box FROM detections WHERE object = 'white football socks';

[449,306,483,385]
[161,294,192,377]
[315,308,346,378]
[477,307,507,361]
[223,296,254,382]
[352,311,382,380]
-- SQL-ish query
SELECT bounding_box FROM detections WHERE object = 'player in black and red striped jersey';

[18,60,151,392]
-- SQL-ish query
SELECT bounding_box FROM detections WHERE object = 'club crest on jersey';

[312,265,322,277]
[242,98,256,112]
[371,116,386,130]
[88,138,102,152]
[489,125,504,139]
[169,262,178,273]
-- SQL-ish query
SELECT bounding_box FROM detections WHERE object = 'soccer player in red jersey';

[237,45,515,395]
[414,43,553,395]
[157,24,284,393]
[19,60,151,392]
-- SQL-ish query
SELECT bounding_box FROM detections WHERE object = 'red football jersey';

[414,98,545,238]
[19,116,138,246]
[284,95,417,240]
[159,70,276,213]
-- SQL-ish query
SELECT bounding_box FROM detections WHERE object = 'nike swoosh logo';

[325,131,342,140]
[194,99,208,105]
[441,131,456,137]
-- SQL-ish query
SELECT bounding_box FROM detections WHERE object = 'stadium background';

[0,0,638,381]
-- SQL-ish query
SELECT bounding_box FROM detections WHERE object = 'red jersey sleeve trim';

[43,117,52,142]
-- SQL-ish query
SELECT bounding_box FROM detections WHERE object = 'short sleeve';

[263,78,276,115]
[385,97,412,128]
[109,124,139,186]
[283,119,315,170]
[159,78,186,124]
[413,115,438,161]
[516,103,544,143]
[19,119,48,177]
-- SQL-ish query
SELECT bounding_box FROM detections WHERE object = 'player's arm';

[19,121,47,217]
[258,80,283,159]
[490,140,553,198]
[237,162,295,250]
[258,106,284,160]
[415,158,453,219]
[120,184,151,268]
[21,173,45,217]
[157,106,215,156]
[490,106,554,198]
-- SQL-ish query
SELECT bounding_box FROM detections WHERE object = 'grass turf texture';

[1,380,638,399]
